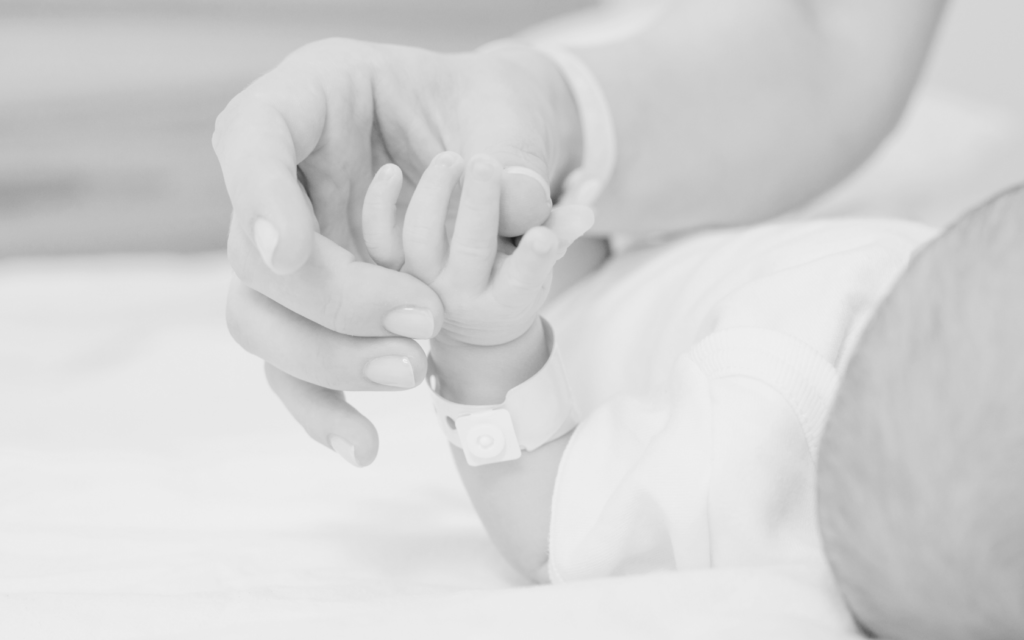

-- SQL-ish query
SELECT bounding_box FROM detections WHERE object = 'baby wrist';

[428,317,580,466]
[429,318,548,406]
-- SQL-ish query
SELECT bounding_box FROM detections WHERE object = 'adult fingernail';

[383,307,435,339]
[328,434,362,467]
[253,218,279,271]
[506,166,552,203]
[365,356,416,389]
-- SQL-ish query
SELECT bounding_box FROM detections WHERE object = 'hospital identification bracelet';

[427,318,580,467]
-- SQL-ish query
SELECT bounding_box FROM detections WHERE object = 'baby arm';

[362,152,593,583]
[431,321,573,585]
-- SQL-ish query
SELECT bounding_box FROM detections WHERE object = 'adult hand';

[214,39,581,466]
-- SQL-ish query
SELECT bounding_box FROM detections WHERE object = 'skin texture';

[581,0,947,235]
[213,1,946,467]
[215,42,580,463]
[818,185,1024,639]
[359,152,591,581]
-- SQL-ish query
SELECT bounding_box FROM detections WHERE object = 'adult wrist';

[429,319,548,406]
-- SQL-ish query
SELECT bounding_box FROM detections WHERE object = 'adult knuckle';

[295,37,353,59]
[211,90,244,146]
[211,85,263,158]
[210,110,230,155]
[224,293,253,352]
[321,289,354,335]
[226,230,259,285]
[315,341,348,390]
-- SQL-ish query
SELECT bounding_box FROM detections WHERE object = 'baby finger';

[492,226,559,309]
[403,151,464,282]
[361,164,405,270]
[448,154,502,292]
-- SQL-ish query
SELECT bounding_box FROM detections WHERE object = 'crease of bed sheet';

[1,91,1022,639]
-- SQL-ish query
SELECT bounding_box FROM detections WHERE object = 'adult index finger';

[212,59,329,274]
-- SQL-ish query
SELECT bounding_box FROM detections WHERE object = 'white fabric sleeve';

[547,328,836,583]
[542,218,939,584]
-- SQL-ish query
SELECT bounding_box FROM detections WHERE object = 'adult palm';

[215,38,576,272]
[212,38,578,466]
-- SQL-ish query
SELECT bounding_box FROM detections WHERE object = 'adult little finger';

[265,364,380,467]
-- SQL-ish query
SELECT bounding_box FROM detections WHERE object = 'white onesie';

[544,217,936,583]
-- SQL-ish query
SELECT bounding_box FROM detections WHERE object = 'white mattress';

[1,93,1022,639]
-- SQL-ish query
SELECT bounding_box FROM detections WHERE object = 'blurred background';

[0,6,1022,635]
[1,0,1022,258]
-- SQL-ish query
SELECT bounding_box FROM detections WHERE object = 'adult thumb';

[502,155,555,238]
[213,84,320,275]
[459,132,555,238]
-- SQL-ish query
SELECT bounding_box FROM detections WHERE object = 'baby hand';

[361,152,593,347]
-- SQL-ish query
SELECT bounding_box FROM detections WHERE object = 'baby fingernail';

[383,307,436,339]
[328,435,362,467]
[365,356,416,389]
[253,218,279,271]
[379,163,401,180]
[469,155,500,179]
[433,151,463,169]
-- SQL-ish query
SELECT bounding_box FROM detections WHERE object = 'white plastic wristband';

[427,319,580,467]
[479,40,617,208]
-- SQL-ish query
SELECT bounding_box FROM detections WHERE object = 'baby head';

[817,185,1024,640]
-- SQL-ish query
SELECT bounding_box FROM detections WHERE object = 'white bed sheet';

[1,93,1022,639]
